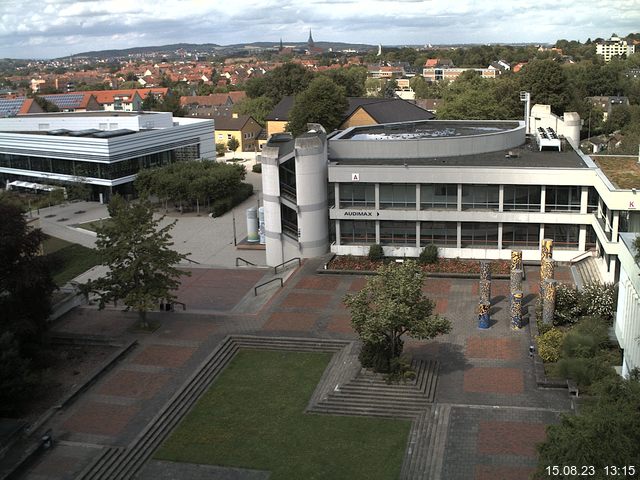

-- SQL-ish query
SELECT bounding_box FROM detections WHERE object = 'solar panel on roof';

[0,98,25,117]
[91,129,136,138]
[42,93,84,109]
[68,129,101,137]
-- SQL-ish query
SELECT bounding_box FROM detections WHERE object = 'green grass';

[76,219,111,232]
[42,236,100,286]
[155,350,411,480]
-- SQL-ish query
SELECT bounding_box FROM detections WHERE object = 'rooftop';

[592,156,640,189]
[339,120,518,140]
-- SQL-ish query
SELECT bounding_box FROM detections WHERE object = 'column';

[580,186,588,214]
[497,223,503,250]
[415,184,421,212]
[612,211,620,240]
[540,185,546,213]
[578,225,587,252]
[375,183,380,210]
[416,222,421,249]
[457,222,462,249]
[542,279,557,325]
[457,183,463,211]
[335,220,341,246]
[498,184,504,213]
[511,291,523,329]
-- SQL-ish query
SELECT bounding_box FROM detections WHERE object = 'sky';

[0,0,639,59]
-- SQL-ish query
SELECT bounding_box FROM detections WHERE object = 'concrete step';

[309,405,419,419]
[322,394,429,409]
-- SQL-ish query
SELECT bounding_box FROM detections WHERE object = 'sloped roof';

[41,92,97,109]
[215,114,254,130]
[266,96,434,124]
[79,89,141,104]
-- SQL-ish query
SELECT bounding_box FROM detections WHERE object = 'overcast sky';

[0,0,639,59]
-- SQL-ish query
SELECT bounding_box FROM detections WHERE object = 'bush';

[252,163,262,173]
[556,354,615,388]
[359,338,404,373]
[579,282,617,322]
[555,284,581,325]
[536,328,565,363]
[419,244,438,264]
[209,183,253,217]
[216,142,226,157]
[368,243,384,261]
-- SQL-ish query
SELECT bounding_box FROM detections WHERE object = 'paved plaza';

[17,255,574,480]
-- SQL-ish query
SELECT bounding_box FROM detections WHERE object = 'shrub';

[556,354,615,388]
[419,244,438,264]
[252,163,262,173]
[216,142,226,157]
[359,339,402,373]
[536,328,565,363]
[209,183,253,217]
[368,243,384,261]
[579,282,617,322]
[555,284,581,325]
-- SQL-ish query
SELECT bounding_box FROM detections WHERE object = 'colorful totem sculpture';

[511,291,523,329]
[509,250,524,329]
[478,261,492,328]
[542,279,557,325]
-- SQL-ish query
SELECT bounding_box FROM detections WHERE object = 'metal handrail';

[254,277,283,296]
[274,257,301,274]
[236,257,258,267]
[184,257,201,265]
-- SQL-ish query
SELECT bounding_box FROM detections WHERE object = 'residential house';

[39,93,102,112]
[80,90,144,111]
[0,97,44,117]
[587,96,630,121]
[596,35,635,62]
[215,113,262,152]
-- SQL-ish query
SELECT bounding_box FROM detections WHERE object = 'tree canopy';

[535,375,640,478]
[520,59,572,114]
[85,196,190,327]
[344,260,451,372]
[245,62,315,104]
[287,76,349,136]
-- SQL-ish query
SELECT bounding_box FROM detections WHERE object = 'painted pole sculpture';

[540,238,556,325]
[509,250,524,329]
[511,291,523,329]
[478,261,492,328]
[542,279,557,325]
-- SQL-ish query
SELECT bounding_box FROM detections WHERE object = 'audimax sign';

[343,211,380,217]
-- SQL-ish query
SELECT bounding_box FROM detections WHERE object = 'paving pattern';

[17,258,574,480]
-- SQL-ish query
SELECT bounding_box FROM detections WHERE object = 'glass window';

[461,222,498,248]
[339,183,375,208]
[51,158,74,175]
[279,158,296,200]
[545,224,579,249]
[28,156,52,173]
[74,161,100,178]
[10,155,30,170]
[503,185,541,211]
[421,184,457,209]
[587,187,598,213]
[545,186,581,212]
[420,221,457,246]
[461,185,499,211]
[380,221,416,245]
[340,220,376,245]
[502,223,539,248]
[380,184,416,209]
[586,225,597,248]
[281,204,298,239]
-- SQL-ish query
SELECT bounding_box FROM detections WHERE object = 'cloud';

[0,0,638,58]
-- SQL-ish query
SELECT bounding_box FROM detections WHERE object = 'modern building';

[0,111,215,201]
[596,35,635,62]
[614,233,640,377]
[260,105,640,286]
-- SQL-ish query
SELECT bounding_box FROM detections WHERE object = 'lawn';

[155,350,411,480]
[592,156,640,189]
[42,236,100,286]
[76,218,111,232]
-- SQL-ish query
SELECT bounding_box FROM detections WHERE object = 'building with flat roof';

[0,111,215,201]
[261,105,640,284]
[596,35,635,62]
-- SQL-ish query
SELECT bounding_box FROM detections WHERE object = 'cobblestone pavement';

[20,259,573,480]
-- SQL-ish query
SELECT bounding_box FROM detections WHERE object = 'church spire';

[307,29,315,48]
[279,38,283,52]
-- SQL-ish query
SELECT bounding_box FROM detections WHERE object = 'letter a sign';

[351,173,360,181]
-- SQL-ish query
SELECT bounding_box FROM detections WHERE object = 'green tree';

[0,332,39,416]
[287,76,349,136]
[438,71,504,120]
[519,59,571,114]
[0,201,55,351]
[85,196,190,328]
[244,63,315,103]
[535,376,640,479]
[227,137,240,152]
[233,96,274,126]
[32,95,60,112]
[320,66,368,96]
[343,260,451,372]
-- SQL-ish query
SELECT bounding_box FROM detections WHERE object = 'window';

[503,185,541,211]
[586,225,597,248]
[380,221,416,245]
[281,204,298,239]
[339,183,375,208]
[502,223,539,248]
[380,184,416,209]
[340,220,376,244]
[420,221,457,246]
[544,224,579,249]
[545,186,581,212]
[461,222,498,248]
[421,184,457,209]
[279,158,296,200]
[461,185,499,211]
[587,187,598,213]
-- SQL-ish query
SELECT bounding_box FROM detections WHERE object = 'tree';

[0,332,39,416]
[244,63,315,103]
[535,376,640,479]
[0,201,55,351]
[233,96,274,126]
[343,260,451,372]
[227,137,240,152]
[32,95,60,112]
[438,72,505,120]
[519,59,571,114]
[85,196,190,328]
[287,76,348,136]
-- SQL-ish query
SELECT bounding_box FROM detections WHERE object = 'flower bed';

[328,255,510,275]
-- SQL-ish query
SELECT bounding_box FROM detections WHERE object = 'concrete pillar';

[579,225,587,252]
[375,183,380,210]
[335,220,341,246]
[580,186,588,214]
[477,302,490,329]
[498,184,504,212]
[480,261,492,281]
[479,280,491,304]
[415,184,421,211]
[612,211,620,240]
[541,238,553,260]
[511,250,523,271]
[294,132,329,259]
[542,279,557,325]
[511,291,523,329]
[457,183,462,211]
[540,185,546,213]
[261,145,284,267]
[456,222,462,249]
[510,269,523,294]
[497,223,503,250]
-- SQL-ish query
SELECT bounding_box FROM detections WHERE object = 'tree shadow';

[489,306,502,316]
[407,341,473,375]
[491,295,506,304]
[522,293,537,307]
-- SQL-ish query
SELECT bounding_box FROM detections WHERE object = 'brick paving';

[21,260,575,480]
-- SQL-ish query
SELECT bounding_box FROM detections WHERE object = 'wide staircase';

[309,359,439,419]
[573,256,603,287]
